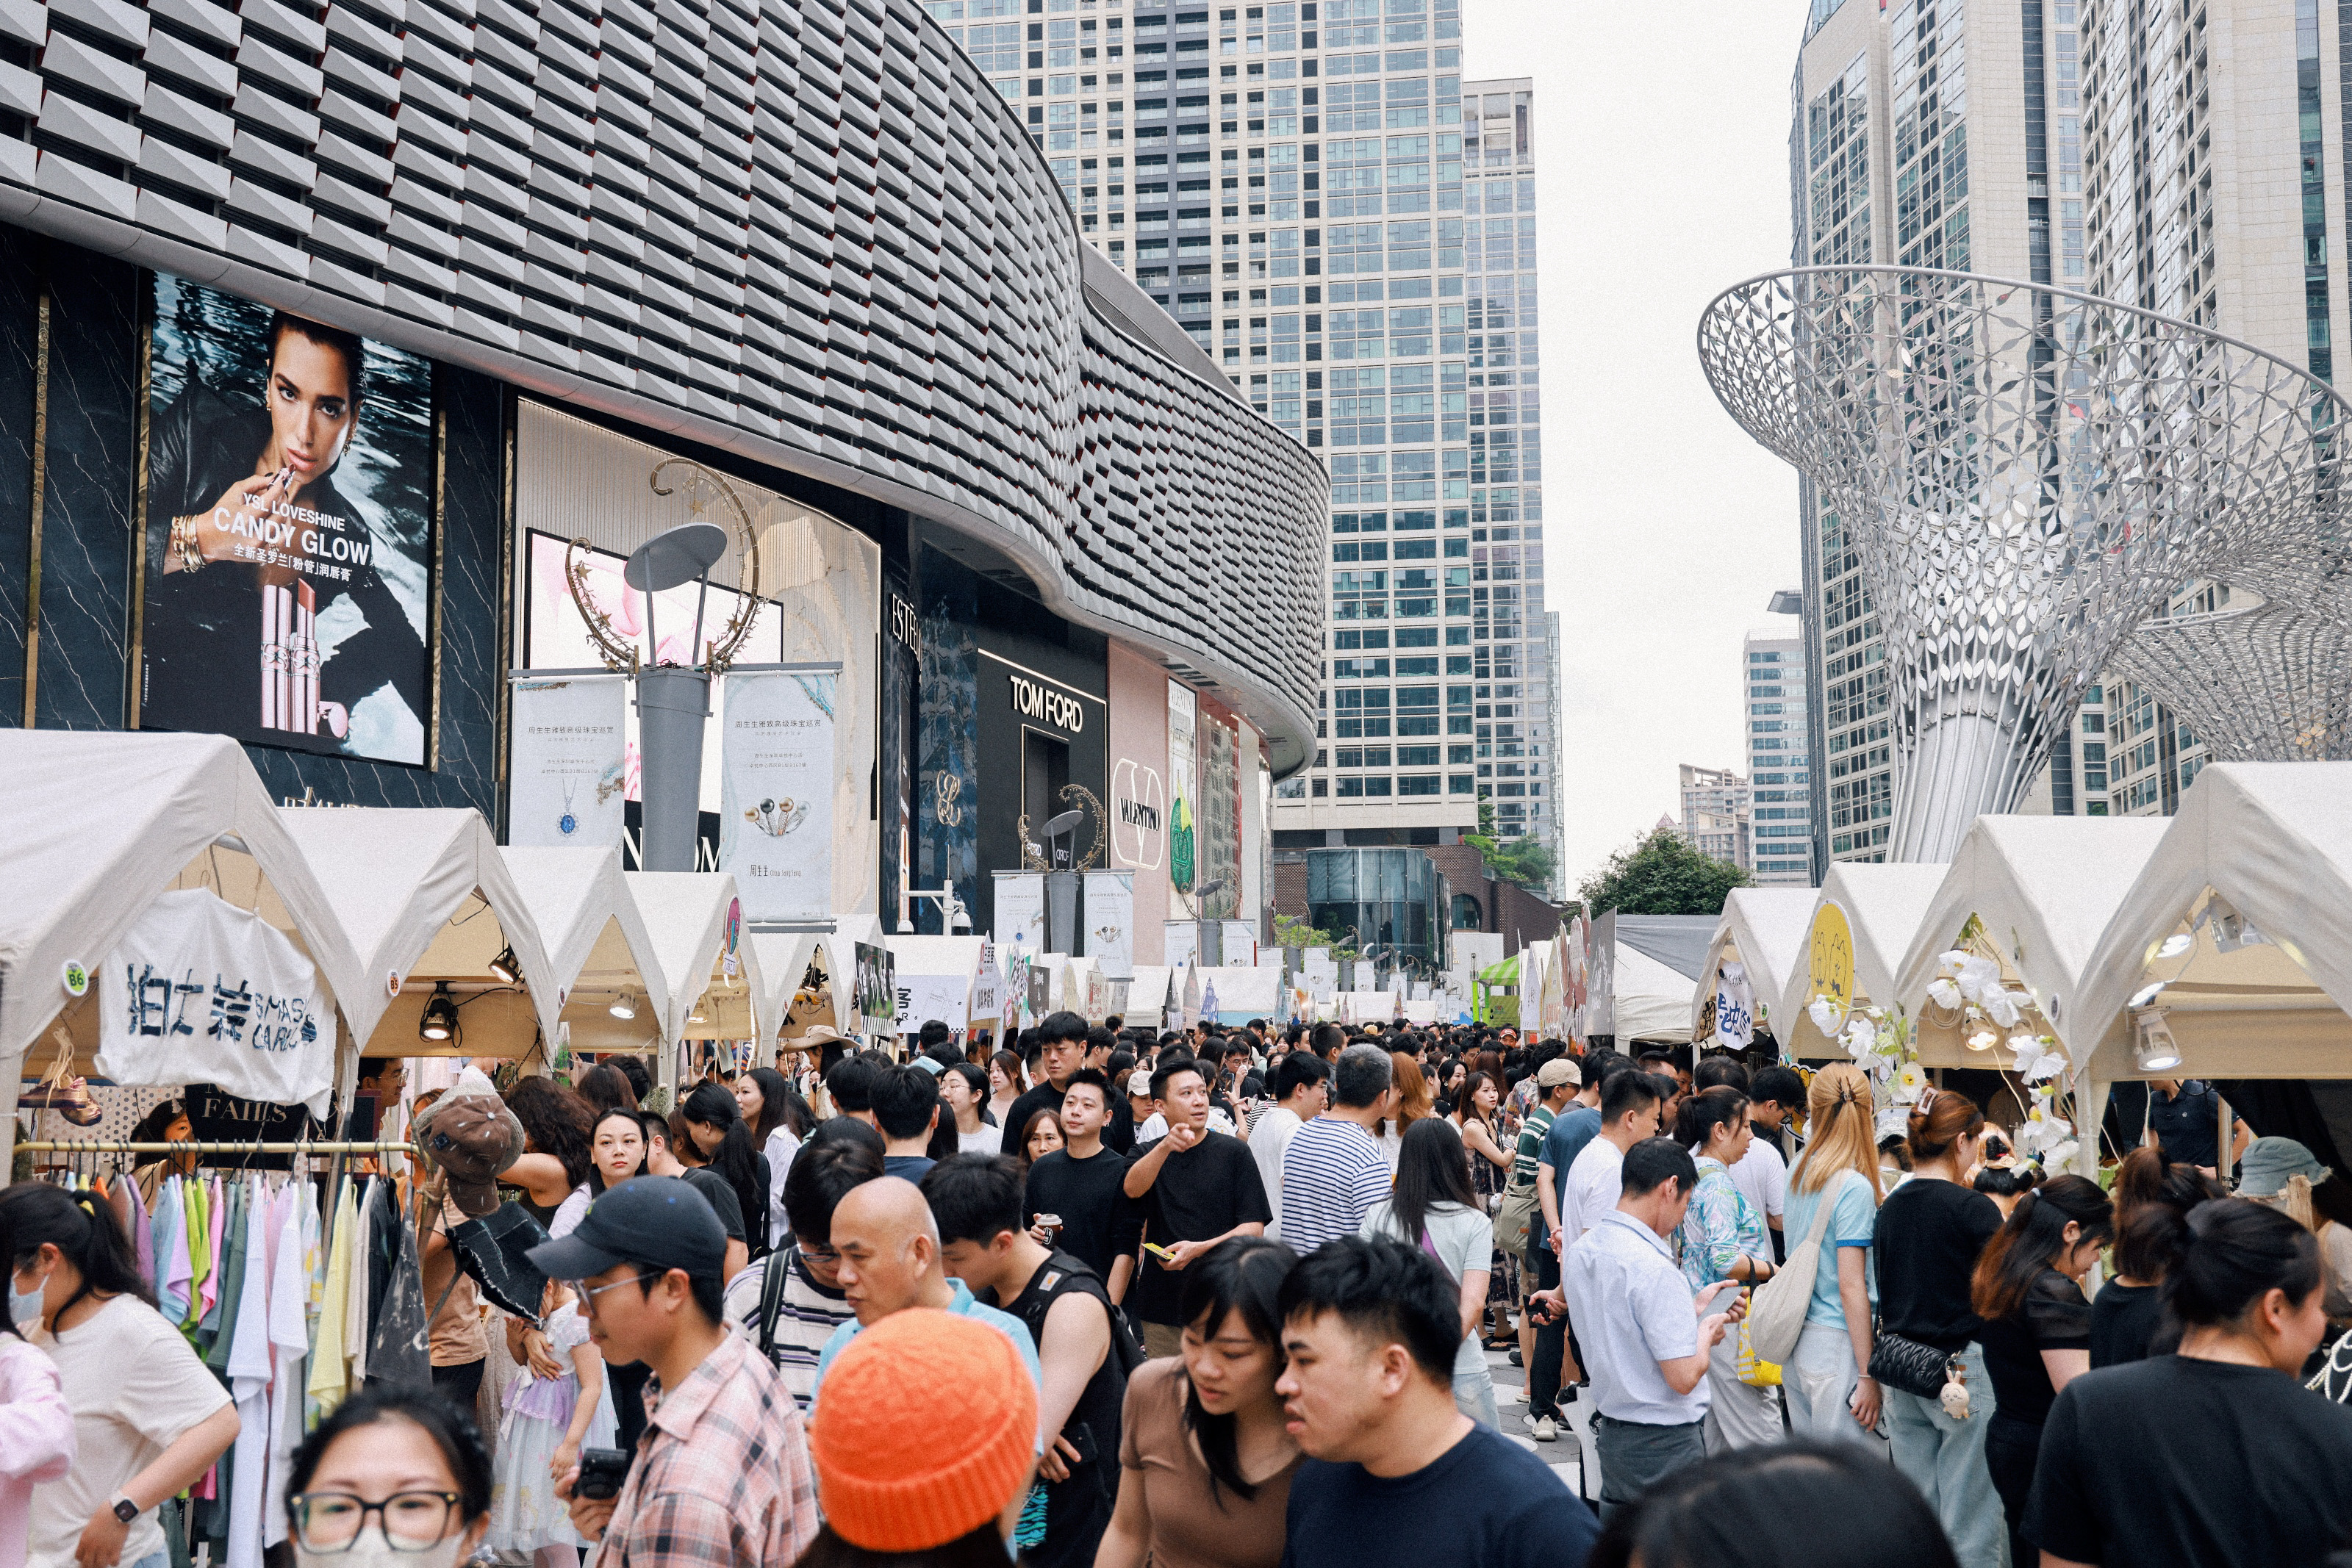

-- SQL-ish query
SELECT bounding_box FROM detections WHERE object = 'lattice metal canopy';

[2110,600,2352,763]
[1699,266,2352,860]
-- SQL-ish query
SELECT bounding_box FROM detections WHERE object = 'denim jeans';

[1884,1342,2004,1568]
[1453,1360,1502,1429]
[1785,1320,1878,1445]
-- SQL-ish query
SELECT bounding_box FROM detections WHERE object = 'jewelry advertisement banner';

[993,871,1045,953]
[509,677,628,847]
[1083,869,1135,980]
[720,671,837,922]
[142,273,435,763]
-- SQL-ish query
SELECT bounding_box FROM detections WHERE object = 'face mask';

[10,1272,46,1330]
[295,1527,465,1568]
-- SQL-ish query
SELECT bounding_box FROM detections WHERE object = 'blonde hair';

[1791,1062,1883,1203]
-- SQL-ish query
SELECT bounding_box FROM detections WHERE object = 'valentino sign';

[1011,673,1087,734]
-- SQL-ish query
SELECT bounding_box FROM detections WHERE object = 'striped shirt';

[590,1330,820,1568]
[1511,1104,1557,1187]
[722,1248,853,1412]
[1278,1116,1393,1254]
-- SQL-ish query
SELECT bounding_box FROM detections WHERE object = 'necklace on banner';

[560,776,580,837]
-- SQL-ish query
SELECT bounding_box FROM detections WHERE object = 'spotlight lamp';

[609,989,639,1021]
[419,982,459,1044]
[490,943,521,985]
[2133,1008,2182,1074]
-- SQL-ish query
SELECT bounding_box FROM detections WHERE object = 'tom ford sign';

[1011,672,1087,734]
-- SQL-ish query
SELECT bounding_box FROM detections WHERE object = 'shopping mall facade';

[0,0,1325,964]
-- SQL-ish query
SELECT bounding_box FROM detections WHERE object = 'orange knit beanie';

[810,1309,1039,1551]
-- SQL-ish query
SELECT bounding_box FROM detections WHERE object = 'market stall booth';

[818,914,892,1040]
[624,871,764,1091]
[1126,965,1174,1030]
[0,732,364,1148]
[1776,863,1948,1062]
[753,931,827,1054]
[1474,954,1520,1027]
[1613,945,1700,1046]
[501,845,667,1071]
[889,935,994,1039]
[1692,888,1818,1051]
[279,808,562,1070]
[2071,764,2352,1173]
[1202,964,1283,1029]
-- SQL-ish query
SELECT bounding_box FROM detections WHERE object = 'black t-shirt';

[2026,1355,2352,1566]
[1127,1131,1272,1325]
[1022,1146,1142,1286]
[2147,1081,2226,1168]
[1979,1267,2092,1426]
[681,1167,746,1243]
[2088,1279,2176,1369]
[1281,1423,1599,1568]
[1007,1082,1138,1159]
[1874,1178,2005,1352]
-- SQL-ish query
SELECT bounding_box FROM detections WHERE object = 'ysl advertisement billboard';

[141,274,436,763]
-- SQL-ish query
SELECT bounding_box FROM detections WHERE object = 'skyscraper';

[1788,0,2087,862]
[1744,627,1815,884]
[1678,763,1751,871]
[919,4,1557,893]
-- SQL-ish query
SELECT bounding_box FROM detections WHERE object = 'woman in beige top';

[1100,1237,1301,1568]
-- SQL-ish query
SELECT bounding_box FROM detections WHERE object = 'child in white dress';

[487,1291,612,1565]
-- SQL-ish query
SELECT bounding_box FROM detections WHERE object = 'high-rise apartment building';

[1678,763,1751,871]
[1744,628,1815,883]
[1789,0,2087,863]
[920,4,1558,891]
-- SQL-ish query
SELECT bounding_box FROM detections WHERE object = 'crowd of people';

[5,1017,2352,1568]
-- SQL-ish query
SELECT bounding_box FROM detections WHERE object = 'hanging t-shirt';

[29,1295,233,1568]
[2026,1354,2352,1566]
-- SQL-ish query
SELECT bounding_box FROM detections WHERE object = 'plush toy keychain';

[1940,1356,1972,1421]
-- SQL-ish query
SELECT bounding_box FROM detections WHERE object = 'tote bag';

[1746,1173,1841,1365]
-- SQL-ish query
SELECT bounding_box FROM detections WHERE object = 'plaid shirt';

[591,1331,820,1568]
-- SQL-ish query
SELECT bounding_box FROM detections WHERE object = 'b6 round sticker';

[60,961,89,998]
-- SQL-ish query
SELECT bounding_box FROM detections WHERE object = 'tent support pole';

[2077,1077,2110,1181]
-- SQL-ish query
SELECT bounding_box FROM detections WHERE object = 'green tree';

[1467,798,1557,894]
[1576,827,1752,916]
[1273,913,1358,958]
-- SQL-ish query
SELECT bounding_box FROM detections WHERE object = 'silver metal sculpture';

[2109,599,2352,762]
[1699,265,2351,860]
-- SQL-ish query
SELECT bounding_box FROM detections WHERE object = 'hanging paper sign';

[1221,919,1258,968]
[895,964,975,1032]
[972,942,1001,1026]
[1715,959,1757,1049]
[510,677,628,847]
[994,872,1046,952]
[720,671,838,921]
[1165,920,1200,969]
[853,941,895,1034]
[98,888,335,1115]
[1083,870,1136,980]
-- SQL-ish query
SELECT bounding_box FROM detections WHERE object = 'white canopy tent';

[501,846,668,1064]
[1204,964,1283,1026]
[751,932,825,1054]
[822,915,890,1036]
[623,873,764,1085]
[2073,763,2352,1087]
[279,807,562,1061]
[1891,817,2170,1069]
[889,935,991,1033]
[1126,965,1174,1022]
[1692,888,1818,1049]
[0,732,363,1130]
[1614,944,1699,1044]
[1778,863,1948,1061]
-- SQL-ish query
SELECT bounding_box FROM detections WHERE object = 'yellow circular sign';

[1809,902,1856,1012]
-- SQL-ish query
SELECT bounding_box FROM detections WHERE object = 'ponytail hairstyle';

[0,1180,155,1326]
[1791,1062,1882,1202]
[1970,1173,2114,1322]
[2111,1147,2226,1284]
[1674,1085,1751,1157]
[1905,1087,1984,1166]
[681,1080,768,1258]
[2163,1196,2324,1328]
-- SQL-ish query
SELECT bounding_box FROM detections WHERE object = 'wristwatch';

[112,1497,137,1524]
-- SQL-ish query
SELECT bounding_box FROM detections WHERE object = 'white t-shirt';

[1729,1137,1788,1230]
[764,1126,801,1248]
[32,1296,231,1568]
[1138,1110,1236,1140]
[958,1122,1005,1156]
[1561,1135,1627,1245]
[1250,1105,1305,1229]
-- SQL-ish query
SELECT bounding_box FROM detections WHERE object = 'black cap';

[524,1176,727,1281]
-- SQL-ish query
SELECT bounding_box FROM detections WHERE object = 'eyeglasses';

[287,1492,462,1553]
[564,1275,651,1312]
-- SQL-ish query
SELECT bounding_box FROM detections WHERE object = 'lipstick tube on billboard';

[295,580,318,735]
[272,583,294,730]
[261,583,283,730]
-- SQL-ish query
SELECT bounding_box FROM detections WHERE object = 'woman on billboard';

[143,302,430,762]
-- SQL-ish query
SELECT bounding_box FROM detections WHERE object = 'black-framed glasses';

[287,1492,463,1553]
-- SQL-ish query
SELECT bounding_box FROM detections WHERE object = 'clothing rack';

[20,1140,416,1154]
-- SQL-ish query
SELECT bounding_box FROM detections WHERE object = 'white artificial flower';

[1843,1015,1877,1055]
[1928,977,1964,1011]
[2013,1035,2067,1085]
[1866,1006,1888,1023]
[1893,1061,1927,1102]
[1956,955,2003,1005]
[1937,949,1971,976]
[1984,989,2029,1029]
[1808,994,1845,1036]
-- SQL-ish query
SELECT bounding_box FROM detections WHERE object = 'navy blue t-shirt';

[1282,1422,1597,1568]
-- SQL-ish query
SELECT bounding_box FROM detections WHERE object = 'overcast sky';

[1460,2,1804,894]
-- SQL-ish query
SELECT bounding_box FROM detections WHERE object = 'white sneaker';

[1532,1416,1558,1442]
[1502,1385,1527,1403]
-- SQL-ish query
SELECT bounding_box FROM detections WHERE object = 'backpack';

[753,1244,812,1370]
[1011,1251,1147,1379]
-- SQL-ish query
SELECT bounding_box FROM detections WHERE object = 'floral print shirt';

[1680,1154,1769,1292]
